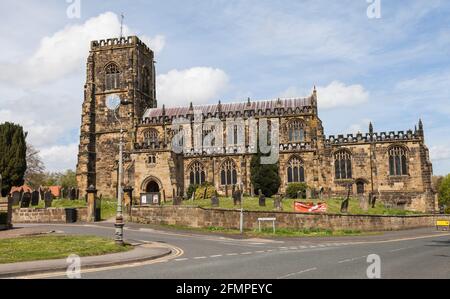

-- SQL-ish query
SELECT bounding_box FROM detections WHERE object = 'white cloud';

[431,146,450,161]
[156,67,229,107]
[347,118,372,134]
[39,143,79,173]
[0,12,165,86]
[316,81,369,109]
[280,81,369,110]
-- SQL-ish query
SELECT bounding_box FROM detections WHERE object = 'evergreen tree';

[0,122,27,196]
[250,151,281,197]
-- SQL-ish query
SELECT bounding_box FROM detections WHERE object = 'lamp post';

[106,95,130,246]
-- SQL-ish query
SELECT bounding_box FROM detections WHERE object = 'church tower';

[76,36,156,197]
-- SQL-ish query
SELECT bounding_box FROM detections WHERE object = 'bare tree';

[24,144,46,189]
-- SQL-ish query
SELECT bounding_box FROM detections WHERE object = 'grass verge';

[0,235,131,264]
[157,224,381,238]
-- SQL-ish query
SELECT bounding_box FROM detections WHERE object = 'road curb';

[0,245,172,279]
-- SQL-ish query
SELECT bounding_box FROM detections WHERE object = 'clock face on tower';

[106,94,121,110]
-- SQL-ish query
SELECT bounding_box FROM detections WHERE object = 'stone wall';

[131,206,449,232]
[12,208,88,224]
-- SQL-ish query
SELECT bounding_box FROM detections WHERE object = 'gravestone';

[359,195,369,212]
[76,189,80,200]
[11,191,21,206]
[306,188,312,200]
[371,194,377,209]
[69,188,77,201]
[173,196,182,206]
[258,190,266,207]
[21,192,31,208]
[44,191,53,208]
[274,195,283,211]
[233,188,241,206]
[319,187,324,201]
[39,188,45,201]
[31,191,40,206]
[60,188,66,199]
[211,195,219,208]
[341,185,351,214]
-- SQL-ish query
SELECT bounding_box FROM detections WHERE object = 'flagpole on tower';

[120,13,125,39]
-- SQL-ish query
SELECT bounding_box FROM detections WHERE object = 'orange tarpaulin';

[294,202,327,213]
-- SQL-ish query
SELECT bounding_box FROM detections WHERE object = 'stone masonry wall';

[12,208,88,224]
[131,206,449,232]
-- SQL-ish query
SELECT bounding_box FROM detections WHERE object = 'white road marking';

[241,252,252,255]
[389,247,411,253]
[227,253,238,256]
[210,255,223,258]
[194,256,207,260]
[255,251,265,253]
[175,258,189,262]
[278,267,318,279]
[338,256,367,264]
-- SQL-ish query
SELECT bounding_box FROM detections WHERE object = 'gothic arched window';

[334,150,352,180]
[389,146,408,176]
[288,120,306,142]
[189,162,206,186]
[105,63,121,91]
[142,67,150,95]
[220,160,238,186]
[144,129,159,145]
[287,157,305,183]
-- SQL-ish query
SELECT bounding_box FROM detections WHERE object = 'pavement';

[3,223,450,279]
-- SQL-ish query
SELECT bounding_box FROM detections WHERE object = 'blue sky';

[0,0,449,175]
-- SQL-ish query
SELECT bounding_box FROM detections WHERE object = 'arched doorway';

[356,180,366,195]
[140,177,162,205]
[146,181,160,193]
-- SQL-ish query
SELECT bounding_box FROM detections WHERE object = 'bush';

[186,184,199,199]
[439,174,450,207]
[187,183,217,200]
[0,213,7,225]
[194,184,217,200]
[286,183,309,199]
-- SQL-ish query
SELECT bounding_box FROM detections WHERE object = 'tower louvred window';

[105,63,121,90]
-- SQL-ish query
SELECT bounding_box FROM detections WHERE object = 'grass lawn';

[0,235,131,264]
[159,224,380,238]
[163,197,423,216]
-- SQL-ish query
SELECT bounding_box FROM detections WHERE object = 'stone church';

[76,36,436,212]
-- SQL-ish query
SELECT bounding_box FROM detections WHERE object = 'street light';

[106,94,130,246]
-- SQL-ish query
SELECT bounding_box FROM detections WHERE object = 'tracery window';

[389,146,408,176]
[288,120,305,142]
[334,150,352,180]
[105,63,121,90]
[220,160,238,186]
[189,162,206,185]
[287,157,305,183]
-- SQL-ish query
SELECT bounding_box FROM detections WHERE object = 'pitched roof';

[143,97,313,119]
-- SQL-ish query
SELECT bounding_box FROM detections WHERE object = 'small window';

[147,154,157,165]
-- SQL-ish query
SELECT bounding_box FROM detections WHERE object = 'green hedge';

[0,213,7,225]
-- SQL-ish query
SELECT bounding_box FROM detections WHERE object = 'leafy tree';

[0,122,27,196]
[438,174,450,208]
[250,151,281,198]
[59,170,77,189]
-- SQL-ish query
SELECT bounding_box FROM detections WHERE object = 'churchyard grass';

[165,197,423,216]
[0,235,131,264]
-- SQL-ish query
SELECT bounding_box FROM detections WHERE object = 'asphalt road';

[14,223,450,279]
